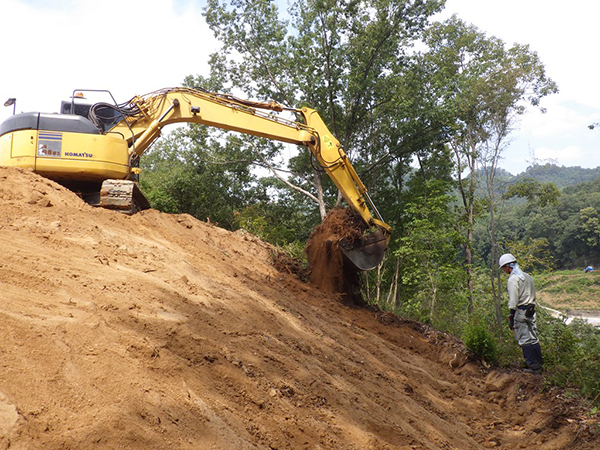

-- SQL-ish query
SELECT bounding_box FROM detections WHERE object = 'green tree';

[502,178,561,208]
[200,0,446,226]
[500,238,554,273]
[578,206,600,248]
[499,176,600,269]
[392,148,466,328]
[421,15,558,319]
[140,125,269,229]
[396,188,465,324]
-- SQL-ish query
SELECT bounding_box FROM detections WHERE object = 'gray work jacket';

[507,271,536,310]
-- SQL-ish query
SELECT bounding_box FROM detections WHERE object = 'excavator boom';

[100,88,391,236]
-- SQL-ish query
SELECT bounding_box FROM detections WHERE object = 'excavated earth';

[0,166,598,450]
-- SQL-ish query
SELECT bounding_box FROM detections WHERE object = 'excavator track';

[99,180,151,214]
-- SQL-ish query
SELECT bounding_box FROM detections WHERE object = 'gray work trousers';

[513,308,539,346]
[514,308,543,370]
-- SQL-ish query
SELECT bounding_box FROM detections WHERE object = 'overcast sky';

[1,0,598,175]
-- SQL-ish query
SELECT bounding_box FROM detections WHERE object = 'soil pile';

[0,166,598,449]
[305,208,363,304]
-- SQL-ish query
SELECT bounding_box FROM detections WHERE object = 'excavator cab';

[60,90,124,132]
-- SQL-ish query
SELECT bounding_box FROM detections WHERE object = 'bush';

[462,317,499,365]
[539,314,600,405]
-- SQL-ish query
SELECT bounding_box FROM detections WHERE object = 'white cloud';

[533,145,582,164]
[0,0,216,122]
[438,0,600,173]
[520,100,594,139]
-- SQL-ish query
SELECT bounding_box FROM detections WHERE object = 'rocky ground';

[0,166,598,449]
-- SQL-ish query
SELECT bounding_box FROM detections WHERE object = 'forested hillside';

[475,165,600,270]
[513,164,600,188]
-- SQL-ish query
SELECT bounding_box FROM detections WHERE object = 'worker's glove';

[525,304,535,318]
[508,309,516,330]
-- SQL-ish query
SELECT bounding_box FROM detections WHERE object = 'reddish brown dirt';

[0,166,598,449]
[305,208,364,305]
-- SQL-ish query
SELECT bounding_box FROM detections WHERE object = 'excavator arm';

[93,87,391,269]
[102,88,391,232]
[0,86,390,269]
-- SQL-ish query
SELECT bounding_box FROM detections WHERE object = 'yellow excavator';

[0,87,391,270]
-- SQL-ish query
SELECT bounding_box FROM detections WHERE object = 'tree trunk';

[376,263,382,304]
[489,201,503,329]
[386,258,400,308]
[313,171,327,220]
[465,203,474,314]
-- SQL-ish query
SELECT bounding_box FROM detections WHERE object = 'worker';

[499,253,543,375]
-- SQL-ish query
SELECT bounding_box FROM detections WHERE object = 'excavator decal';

[38,131,63,157]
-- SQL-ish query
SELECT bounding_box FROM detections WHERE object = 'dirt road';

[0,166,597,449]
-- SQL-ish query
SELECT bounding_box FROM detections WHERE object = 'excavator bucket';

[339,230,387,271]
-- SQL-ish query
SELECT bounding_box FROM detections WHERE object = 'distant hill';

[511,164,600,189]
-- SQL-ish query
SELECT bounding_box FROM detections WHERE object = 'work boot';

[532,342,543,367]
[522,368,542,375]
[521,344,542,371]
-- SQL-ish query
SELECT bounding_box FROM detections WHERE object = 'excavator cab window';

[59,90,123,133]
[60,100,122,133]
[61,101,92,119]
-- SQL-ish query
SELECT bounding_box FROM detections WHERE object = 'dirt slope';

[0,166,597,450]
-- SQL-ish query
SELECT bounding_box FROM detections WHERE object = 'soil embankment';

[0,166,598,449]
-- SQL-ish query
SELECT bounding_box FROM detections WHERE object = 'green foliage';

[502,178,561,208]
[140,126,268,230]
[578,207,600,248]
[234,206,270,240]
[390,151,469,331]
[488,173,600,269]
[538,315,600,404]
[276,240,307,266]
[233,200,318,246]
[499,237,555,273]
[462,315,499,365]
[423,16,558,143]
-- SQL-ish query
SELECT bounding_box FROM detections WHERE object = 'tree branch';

[253,151,320,204]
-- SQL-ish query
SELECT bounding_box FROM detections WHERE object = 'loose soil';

[305,208,364,305]
[0,166,598,449]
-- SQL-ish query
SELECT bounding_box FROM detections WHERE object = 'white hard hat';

[499,253,517,268]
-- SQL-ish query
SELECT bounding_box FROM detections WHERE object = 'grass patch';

[536,270,600,311]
